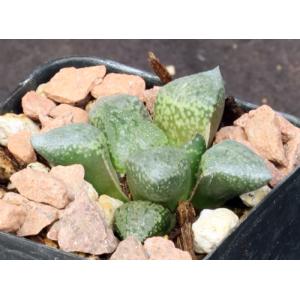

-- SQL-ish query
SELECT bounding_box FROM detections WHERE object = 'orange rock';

[10,168,70,209]
[235,105,287,166]
[214,126,247,144]
[50,104,88,124]
[39,114,73,132]
[0,199,26,233]
[110,236,148,260]
[284,133,300,173]
[22,91,56,120]
[276,113,300,142]
[49,165,85,201]
[7,130,37,164]
[91,73,145,99]
[140,86,160,115]
[144,237,192,260]
[43,66,106,104]
[3,192,58,236]
[47,221,60,241]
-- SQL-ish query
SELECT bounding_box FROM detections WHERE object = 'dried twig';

[148,51,172,84]
[175,201,198,259]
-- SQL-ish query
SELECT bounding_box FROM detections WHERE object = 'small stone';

[83,181,98,202]
[22,91,56,120]
[240,185,272,207]
[39,114,73,132]
[10,168,70,209]
[91,73,145,99]
[57,190,118,255]
[85,100,96,113]
[36,83,47,96]
[192,208,239,254]
[0,199,26,232]
[27,162,50,173]
[214,126,247,144]
[265,160,287,187]
[110,236,148,260]
[44,66,106,104]
[49,164,85,201]
[97,194,123,227]
[284,133,300,173]
[0,147,17,183]
[0,113,39,146]
[50,104,88,124]
[3,192,58,236]
[7,130,37,164]
[140,86,160,115]
[0,188,5,198]
[47,221,60,241]
[276,113,299,142]
[233,113,249,128]
[144,237,192,260]
[235,105,287,166]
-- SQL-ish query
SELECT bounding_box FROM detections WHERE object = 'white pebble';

[240,185,271,207]
[192,208,239,254]
[0,113,39,146]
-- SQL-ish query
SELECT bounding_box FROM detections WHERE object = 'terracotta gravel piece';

[7,130,37,164]
[39,113,73,132]
[139,86,160,115]
[91,73,146,99]
[235,105,287,166]
[144,237,192,260]
[49,165,85,201]
[57,190,118,255]
[110,236,148,260]
[49,104,88,124]
[43,66,106,104]
[10,168,70,209]
[3,192,58,237]
[214,126,247,145]
[22,91,56,121]
[0,199,27,233]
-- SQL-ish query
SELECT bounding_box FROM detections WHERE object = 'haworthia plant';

[126,146,192,211]
[31,123,128,201]
[182,133,206,186]
[89,94,168,174]
[154,67,225,146]
[191,140,272,209]
[114,200,175,241]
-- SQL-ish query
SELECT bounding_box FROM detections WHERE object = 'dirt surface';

[0,40,299,116]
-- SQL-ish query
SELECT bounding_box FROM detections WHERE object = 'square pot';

[0,56,299,260]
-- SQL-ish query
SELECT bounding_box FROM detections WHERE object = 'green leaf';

[154,67,225,146]
[89,94,168,174]
[114,201,175,241]
[126,146,192,211]
[191,140,272,209]
[31,123,127,201]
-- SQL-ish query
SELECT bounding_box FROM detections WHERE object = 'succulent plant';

[126,146,192,211]
[31,123,128,201]
[154,67,225,146]
[89,94,168,174]
[182,133,206,186]
[114,200,175,242]
[191,140,272,209]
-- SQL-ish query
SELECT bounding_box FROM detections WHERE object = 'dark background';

[1,40,299,116]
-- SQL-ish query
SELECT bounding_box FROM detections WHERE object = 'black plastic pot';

[1,56,300,260]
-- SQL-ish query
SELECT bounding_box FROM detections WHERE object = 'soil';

[0,40,299,116]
